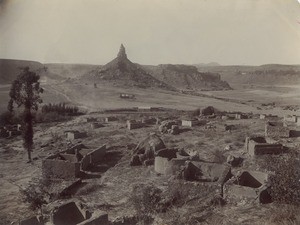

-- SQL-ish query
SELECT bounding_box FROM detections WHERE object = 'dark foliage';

[7,67,43,161]
[41,102,79,116]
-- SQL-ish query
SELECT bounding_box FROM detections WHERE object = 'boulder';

[159,120,178,133]
[226,154,243,167]
[134,133,166,154]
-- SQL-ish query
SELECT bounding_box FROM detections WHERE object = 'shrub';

[265,205,300,225]
[130,184,163,222]
[0,111,13,126]
[211,149,226,163]
[261,152,300,205]
[19,178,51,211]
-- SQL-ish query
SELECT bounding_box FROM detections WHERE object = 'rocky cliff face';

[143,64,231,91]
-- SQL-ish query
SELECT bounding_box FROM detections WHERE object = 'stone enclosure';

[245,136,285,156]
[42,144,106,179]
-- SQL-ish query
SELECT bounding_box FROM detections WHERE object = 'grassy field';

[1,81,300,117]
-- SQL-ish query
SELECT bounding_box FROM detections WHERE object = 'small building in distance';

[105,116,117,122]
[181,119,199,127]
[66,130,87,141]
[127,120,144,130]
[284,115,299,123]
[235,113,248,119]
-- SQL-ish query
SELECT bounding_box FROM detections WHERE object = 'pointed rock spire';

[117,44,127,60]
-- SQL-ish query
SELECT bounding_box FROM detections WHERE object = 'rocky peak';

[117,44,127,60]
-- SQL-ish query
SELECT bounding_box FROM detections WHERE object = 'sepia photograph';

[0,0,300,224]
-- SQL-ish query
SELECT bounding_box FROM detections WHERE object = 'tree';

[8,67,43,162]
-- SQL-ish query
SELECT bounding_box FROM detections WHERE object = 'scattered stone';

[159,120,178,133]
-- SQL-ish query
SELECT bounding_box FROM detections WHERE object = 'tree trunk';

[27,147,32,162]
[23,107,33,162]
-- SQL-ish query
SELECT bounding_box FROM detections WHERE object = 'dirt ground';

[1,109,300,224]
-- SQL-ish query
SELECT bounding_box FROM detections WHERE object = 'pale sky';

[0,0,300,65]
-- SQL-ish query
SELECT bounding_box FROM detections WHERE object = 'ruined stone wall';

[89,145,106,164]
[81,145,106,170]
[154,156,169,174]
[165,158,186,176]
[127,122,143,130]
[223,170,271,203]
[42,159,81,179]
[265,123,290,138]
[247,140,283,156]
[81,154,91,170]
[60,154,77,162]
[50,202,86,225]
[284,115,297,123]
[77,212,108,225]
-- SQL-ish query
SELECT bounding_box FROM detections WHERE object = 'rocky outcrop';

[143,64,231,91]
[83,44,173,90]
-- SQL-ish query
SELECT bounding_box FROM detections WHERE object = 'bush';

[19,178,51,211]
[0,111,21,126]
[265,205,300,225]
[130,184,163,222]
[261,152,300,205]
[211,149,226,163]
[0,111,13,126]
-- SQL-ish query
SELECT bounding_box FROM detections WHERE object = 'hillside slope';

[196,64,300,85]
[143,64,231,91]
[45,63,98,79]
[0,59,64,84]
[0,59,44,84]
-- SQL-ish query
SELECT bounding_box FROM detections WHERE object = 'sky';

[0,0,300,66]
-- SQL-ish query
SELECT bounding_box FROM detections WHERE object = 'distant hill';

[0,59,45,84]
[194,62,221,67]
[195,64,300,85]
[45,63,98,79]
[143,64,231,91]
[0,59,66,84]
